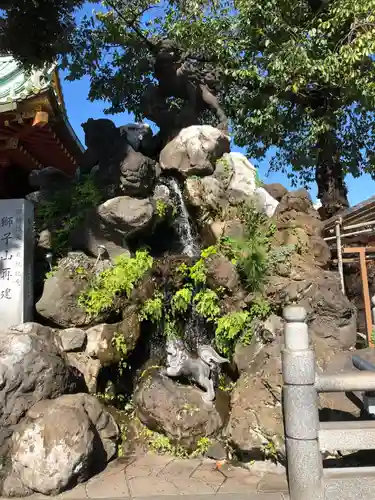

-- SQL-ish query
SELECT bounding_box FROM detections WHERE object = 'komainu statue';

[163,338,229,403]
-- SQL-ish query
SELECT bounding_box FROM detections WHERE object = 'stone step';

[324,467,375,500]
[319,420,375,451]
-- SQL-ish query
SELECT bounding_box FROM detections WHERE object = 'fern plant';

[79,250,153,316]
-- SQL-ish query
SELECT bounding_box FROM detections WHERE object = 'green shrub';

[219,202,276,292]
[164,317,182,340]
[35,175,103,255]
[139,292,164,323]
[192,437,212,456]
[112,332,128,375]
[156,199,168,218]
[78,250,153,316]
[137,243,272,357]
[215,311,252,356]
[193,289,220,322]
[155,199,177,219]
[214,298,271,355]
[171,286,193,315]
[177,245,217,286]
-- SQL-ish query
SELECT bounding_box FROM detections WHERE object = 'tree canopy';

[62,0,375,218]
[3,0,375,218]
[0,0,84,67]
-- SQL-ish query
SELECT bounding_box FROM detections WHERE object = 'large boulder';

[272,188,331,267]
[216,152,279,216]
[160,125,230,177]
[70,211,130,260]
[81,118,158,200]
[226,342,285,459]
[0,327,79,458]
[3,394,119,497]
[71,196,156,259]
[36,252,108,328]
[205,253,241,293]
[218,152,257,204]
[265,255,357,350]
[65,353,101,394]
[275,188,323,235]
[57,328,87,353]
[253,187,280,218]
[184,152,278,244]
[85,305,141,366]
[226,311,357,459]
[267,193,354,350]
[184,175,227,214]
[98,196,155,235]
[28,167,73,202]
[134,371,228,451]
[263,183,288,202]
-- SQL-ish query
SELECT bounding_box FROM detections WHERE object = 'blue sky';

[60,2,375,207]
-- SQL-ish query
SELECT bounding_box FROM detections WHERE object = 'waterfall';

[164,177,200,257]
[184,308,213,351]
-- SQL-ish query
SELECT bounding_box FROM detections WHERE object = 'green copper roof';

[0,56,55,104]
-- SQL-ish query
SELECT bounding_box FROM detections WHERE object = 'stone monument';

[0,199,34,329]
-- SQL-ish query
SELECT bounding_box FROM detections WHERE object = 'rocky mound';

[2,121,359,496]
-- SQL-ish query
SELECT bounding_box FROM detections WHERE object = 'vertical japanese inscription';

[0,200,34,328]
[0,215,15,301]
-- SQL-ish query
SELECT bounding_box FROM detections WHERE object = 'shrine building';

[0,56,84,199]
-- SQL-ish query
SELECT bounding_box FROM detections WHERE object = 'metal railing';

[282,306,375,500]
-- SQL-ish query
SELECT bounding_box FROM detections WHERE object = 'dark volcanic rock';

[0,328,79,458]
[134,371,229,451]
[119,147,158,198]
[3,394,118,497]
[263,183,288,202]
[36,252,107,328]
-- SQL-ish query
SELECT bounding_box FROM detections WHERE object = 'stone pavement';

[23,454,290,500]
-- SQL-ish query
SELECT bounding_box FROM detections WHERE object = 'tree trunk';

[315,132,349,220]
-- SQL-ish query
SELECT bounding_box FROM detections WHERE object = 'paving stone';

[130,494,287,500]
[160,459,202,478]
[216,463,254,479]
[128,475,180,496]
[105,457,134,474]
[131,454,175,467]
[25,496,50,500]
[126,464,156,479]
[56,484,88,499]
[247,462,286,477]
[258,473,288,493]
[191,462,226,490]
[167,477,216,494]
[85,470,130,498]
[218,474,261,494]
[125,455,174,479]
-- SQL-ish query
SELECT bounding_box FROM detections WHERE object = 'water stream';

[164,177,200,257]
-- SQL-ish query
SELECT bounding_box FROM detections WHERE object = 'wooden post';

[359,248,373,348]
[343,247,373,347]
